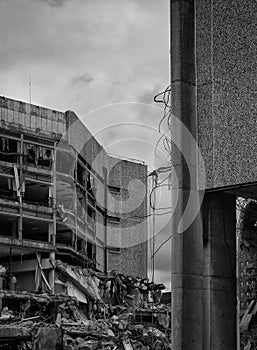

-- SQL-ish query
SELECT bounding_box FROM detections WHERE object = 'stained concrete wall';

[202,192,237,349]
[65,111,148,276]
[107,157,148,277]
[0,96,66,137]
[196,0,257,189]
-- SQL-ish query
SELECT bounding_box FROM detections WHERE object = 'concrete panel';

[96,245,105,272]
[196,0,257,188]
[1,107,7,123]
[7,108,14,124]
[42,117,47,131]
[202,192,237,349]
[24,113,31,128]
[19,112,25,127]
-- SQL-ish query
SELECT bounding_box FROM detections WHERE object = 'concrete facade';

[170,0,255,348]
[196,0,257,189]
[0,96,148,293]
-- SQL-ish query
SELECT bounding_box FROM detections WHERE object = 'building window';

[107,216,121,224]
[108,247,121,254]
[24,143,52,168]
[0,137,18,163]
[87,205,95,229]
[108,185,121,194]
[77,162,85,186]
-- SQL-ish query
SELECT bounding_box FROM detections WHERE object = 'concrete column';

[170,0,203,349]
[202,192,237,350]
[49,252,55,293]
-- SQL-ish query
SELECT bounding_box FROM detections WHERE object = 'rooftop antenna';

[29,76,32,104]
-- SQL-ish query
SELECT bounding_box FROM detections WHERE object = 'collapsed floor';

[0,261,171,350]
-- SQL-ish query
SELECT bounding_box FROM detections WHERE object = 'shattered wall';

[0,97,148,284]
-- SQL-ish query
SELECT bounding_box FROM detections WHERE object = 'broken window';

[87,205,95,229]
[24,143,52,169]
[87,172,96,195]
[0,175,15,198]
[0,137,18,163]
[0,214,18,237]
[23,217,49,242]
[37,146,52,168]
[77,163,85,186]
[56,222,73,246]
[86,241,96,260]
[23,181,50,206]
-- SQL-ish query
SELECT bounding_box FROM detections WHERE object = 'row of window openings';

[0,138,122,200]
[0,137,53,168]
[0,177,121,228]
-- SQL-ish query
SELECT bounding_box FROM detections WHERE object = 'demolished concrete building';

[0,96,148,295]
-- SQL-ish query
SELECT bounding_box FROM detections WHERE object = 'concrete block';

[7,108,14,123]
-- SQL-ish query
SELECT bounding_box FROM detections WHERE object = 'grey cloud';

[70,74,94,86]
[41,0,67,6]
[138,89,155,105]
[153,269,171,288]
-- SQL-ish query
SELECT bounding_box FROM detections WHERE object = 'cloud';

[70,73,94,86]
[153,269,171,289]
[0,0,170,284]
[41,0,67,6]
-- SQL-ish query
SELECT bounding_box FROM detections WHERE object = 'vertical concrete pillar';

[170,0,203,349]
[202,192,236,350]
[103,167,108,274]
[49,252,55,293]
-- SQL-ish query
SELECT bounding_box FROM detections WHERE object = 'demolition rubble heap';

[0,262,171,349]
[240,259,257,349]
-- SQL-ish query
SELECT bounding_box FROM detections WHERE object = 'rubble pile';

[0,262,171,349]
[240,300,257,349]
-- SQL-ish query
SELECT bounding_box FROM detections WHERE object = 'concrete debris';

[0,264,171,349]
[240,300,257,349]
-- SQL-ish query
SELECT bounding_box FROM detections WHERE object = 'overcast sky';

[0,0,171,287]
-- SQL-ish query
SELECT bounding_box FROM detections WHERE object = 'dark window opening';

[0,214,18,238]
[107,216,120,223]
[0,137,18,163]
[87,241,96,260]
[56,223,73,246]
[0,175,15,199]
[87,206,95,229]
[108,185,121,194]
[87,173,95,198]
[23,181,50,206]
[108,247,121,253]
[77,163,85,186]
[23,218,49,242]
